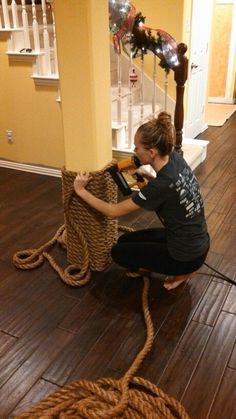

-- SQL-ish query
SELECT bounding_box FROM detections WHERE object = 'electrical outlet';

[6,130,13,143]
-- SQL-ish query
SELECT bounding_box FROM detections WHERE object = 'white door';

[185,0,214,138]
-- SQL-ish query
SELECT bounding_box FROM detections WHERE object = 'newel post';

[173,43,188,154]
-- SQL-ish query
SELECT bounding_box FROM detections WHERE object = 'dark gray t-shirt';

[132,152,209,261]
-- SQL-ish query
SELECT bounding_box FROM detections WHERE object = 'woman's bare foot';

[163,272,195,290]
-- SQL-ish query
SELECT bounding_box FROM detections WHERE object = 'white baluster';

[21,0,30,48]
[140,55,144,125]
[2,0,10,29]
[41,0,51,75]
[127,54,133,149]
[164,71,168,111]
[152,54,157,116]
[117,52,122,124]
[49,1,58,75]
[11,0,19,28]
[31,0,40,51]
[0,6,3,29]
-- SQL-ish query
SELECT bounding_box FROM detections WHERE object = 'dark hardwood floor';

[1,112,236,418]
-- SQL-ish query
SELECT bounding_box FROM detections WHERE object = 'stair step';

[112,102,162,126]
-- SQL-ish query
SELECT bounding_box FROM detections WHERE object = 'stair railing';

[0,0,59,81]
[111,44,188,154]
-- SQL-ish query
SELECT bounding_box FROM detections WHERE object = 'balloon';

[109,0,132,35]
[109,0,136,54]
[162,40,179,67]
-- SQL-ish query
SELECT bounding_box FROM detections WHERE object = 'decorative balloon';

[109,0,136,54]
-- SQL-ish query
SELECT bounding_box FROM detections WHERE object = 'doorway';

[185,0,236,137]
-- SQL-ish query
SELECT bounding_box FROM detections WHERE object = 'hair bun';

[157,111,172,127]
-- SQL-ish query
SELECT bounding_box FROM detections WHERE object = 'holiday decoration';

[129,67,138,87]
[109,5,179,72]
[109,0,136,54]
[124,13,179,71]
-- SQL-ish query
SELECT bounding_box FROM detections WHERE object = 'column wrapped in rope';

[61,161,118,272]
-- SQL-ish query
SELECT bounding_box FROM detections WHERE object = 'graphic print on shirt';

[169,167,203,218]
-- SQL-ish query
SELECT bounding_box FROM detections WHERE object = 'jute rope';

[14,276,190,419]
[12,221,133,287]
[12,164,190,418]
[13,163,120,287]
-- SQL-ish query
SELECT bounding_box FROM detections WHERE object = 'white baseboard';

[208,97,236,104]
[0,159,61,177]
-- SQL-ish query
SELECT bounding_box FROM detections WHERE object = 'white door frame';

[185,0,214,138]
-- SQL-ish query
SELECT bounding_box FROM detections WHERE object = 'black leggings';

[111,228,209,276]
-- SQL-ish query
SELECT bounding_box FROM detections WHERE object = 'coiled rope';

[12,221,134,287]
[14,276,190,419]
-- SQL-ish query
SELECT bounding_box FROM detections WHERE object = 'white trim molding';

[0,159,61,177]
[208,97,236,104]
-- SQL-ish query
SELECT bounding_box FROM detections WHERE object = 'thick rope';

[13,276,190,419]
[13,224,91,287]
[12,222,132,287]
[12,164,118,287]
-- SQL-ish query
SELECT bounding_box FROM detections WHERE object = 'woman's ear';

[149,148,158,159]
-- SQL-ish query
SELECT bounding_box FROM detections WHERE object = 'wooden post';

[173,43,188,154]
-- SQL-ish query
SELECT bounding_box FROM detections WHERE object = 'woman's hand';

[74,171,92,194]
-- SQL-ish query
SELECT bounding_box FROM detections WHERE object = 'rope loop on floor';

[12,223,91,287]
[14,277,190,419]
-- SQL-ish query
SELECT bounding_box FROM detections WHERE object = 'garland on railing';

[109,1,179,73]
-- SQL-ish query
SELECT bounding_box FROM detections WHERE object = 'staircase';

[0,0,58,86]
[110,45,209,171]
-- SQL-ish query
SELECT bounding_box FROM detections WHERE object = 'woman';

[74,112,209,290]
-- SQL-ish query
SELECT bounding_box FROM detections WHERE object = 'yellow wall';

[0,39,65,168]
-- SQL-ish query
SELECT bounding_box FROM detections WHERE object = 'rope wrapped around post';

[13,276,190,419]
[13,162,119,287]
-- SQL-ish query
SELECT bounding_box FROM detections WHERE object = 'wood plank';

[223,286,236,314]
[10,379,60,418]
[157,321,212,401]
[0,328,74,417]
[104,273,212,383]
[223,202,236,226]
[0,270,79,337]
[228,343,236,369]
[193,280,230,326]
[0,331,17,356]
[42,304,125,386]
[205,209,227,242]
[67,313,139,382]
[0,294,78,387]
[211,256,236,286]
[181,312,236,419]
[208,367,236,419]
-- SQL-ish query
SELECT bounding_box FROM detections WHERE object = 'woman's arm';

[74,172,140,218]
